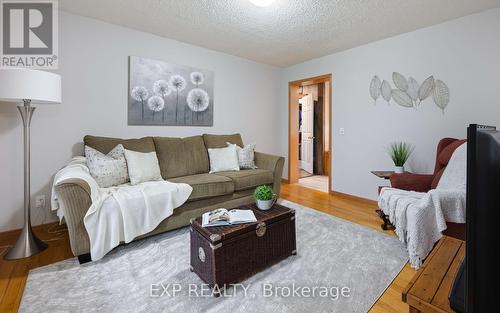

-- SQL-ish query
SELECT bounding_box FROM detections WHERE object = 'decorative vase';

[256,194,277,210]
[394,166,404,174]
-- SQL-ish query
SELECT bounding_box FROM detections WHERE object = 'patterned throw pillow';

[85,144,130,188]
[227,142,257,169]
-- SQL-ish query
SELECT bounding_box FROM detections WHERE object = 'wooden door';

[301,94,314,173]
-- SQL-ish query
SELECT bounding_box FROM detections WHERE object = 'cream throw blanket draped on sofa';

[378,143,466,268]
[52,157,192,261]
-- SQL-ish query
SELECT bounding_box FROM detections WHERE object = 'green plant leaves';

[388,142,414,166]
[254,185,273,200]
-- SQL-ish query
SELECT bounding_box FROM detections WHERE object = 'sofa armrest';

[254,151,285,196]
[389,173,434,192]
[54,181,92,256]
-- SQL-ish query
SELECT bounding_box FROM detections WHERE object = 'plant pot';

[255,195,277,211]
[394,166,404,174]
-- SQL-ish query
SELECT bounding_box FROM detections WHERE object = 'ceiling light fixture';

[249,0,275,7]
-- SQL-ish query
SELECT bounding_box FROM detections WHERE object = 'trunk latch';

[256,222,267,237]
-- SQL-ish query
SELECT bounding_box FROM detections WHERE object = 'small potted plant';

[254,185,277,210]
[388,142,414,173]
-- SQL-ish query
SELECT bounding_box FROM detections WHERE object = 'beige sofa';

[54,133,284,262]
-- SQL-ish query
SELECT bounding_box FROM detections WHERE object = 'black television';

[450,124,500,312]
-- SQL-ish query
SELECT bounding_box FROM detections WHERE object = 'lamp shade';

[0,68,61,104]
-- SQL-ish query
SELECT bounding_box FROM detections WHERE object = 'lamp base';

[4,224,47,260]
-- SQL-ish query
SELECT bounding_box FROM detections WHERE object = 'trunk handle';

[256,222,267,237]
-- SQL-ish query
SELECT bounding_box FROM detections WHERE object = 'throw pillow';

[208,145,240,173]
[85,144,129,188]
[124,149,163,185]
[227,142,257,169]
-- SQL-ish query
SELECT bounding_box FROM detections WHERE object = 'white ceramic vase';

[394,166,404,174]
[256,195,277,210]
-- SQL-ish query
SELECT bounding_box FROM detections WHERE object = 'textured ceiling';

[60,0,500,67]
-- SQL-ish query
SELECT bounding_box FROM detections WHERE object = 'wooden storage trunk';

[190,204,296,287]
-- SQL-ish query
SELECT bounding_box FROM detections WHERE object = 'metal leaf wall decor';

[418,76,435,102]
[369,73,450,113]
[406,77,419,103]
[392,89,413,108]
[369,76,381,103]
[433,80,450,113]
[381,80,392,104]
[393,72,408,91]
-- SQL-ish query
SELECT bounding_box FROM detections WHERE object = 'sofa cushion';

[84,135,155,154]
[168,173,234,201]
[216,169,273,191]
[153,136,210,179]
[203,133,244,149]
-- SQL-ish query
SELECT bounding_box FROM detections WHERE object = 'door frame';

[288,74,332,192]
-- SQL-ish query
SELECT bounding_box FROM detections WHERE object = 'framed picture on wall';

[128,56,214,126]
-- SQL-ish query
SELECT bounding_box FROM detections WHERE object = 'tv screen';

[464,124,500,312]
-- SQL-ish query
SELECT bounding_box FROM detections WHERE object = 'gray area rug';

[20,200,408,313]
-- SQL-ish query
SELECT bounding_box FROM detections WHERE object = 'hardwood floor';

[0,223,73,312]
[0,182,415,312]
[298,175,329,193]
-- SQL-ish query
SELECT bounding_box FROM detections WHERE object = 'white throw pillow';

[436,143,467,190]
[85,144,129,188]
[227,142,257,169]
[208,145,240,173]
[124,149,163,185]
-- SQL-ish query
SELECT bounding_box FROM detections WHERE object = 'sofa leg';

[77,253,91,264]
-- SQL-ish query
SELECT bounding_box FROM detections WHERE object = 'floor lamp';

[0,68,61,260]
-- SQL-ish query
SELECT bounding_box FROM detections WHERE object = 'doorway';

[288,74,332,193]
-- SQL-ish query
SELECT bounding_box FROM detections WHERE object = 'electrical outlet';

[339,128,345,135]
[35,195,46,210]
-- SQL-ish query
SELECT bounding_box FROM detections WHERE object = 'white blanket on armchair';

[378,143,466,268]
[52,157,192,261]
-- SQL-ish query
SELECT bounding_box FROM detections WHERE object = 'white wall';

[280,7,500,200]
[0,12,281,232]
[3,8,500,232]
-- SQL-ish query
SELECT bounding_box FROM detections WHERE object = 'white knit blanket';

[378,143,466,268]
[52,157,192,261]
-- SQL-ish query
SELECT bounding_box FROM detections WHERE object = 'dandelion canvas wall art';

[128,56,214,126]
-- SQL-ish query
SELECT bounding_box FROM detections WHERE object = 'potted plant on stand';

[388,142,414,174]
[254,185,277,210]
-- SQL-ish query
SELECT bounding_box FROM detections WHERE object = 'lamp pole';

[4,100,48,260]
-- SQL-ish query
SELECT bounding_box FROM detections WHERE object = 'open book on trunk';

[202,208,257,227]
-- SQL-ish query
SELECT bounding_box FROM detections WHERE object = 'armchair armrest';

[389,173,434,192]
[254,151,285,196]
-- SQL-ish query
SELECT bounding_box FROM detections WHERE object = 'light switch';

[339,128,345,135]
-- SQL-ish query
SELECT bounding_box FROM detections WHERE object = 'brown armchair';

[390,138,467,192]
[389,137,467,240]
